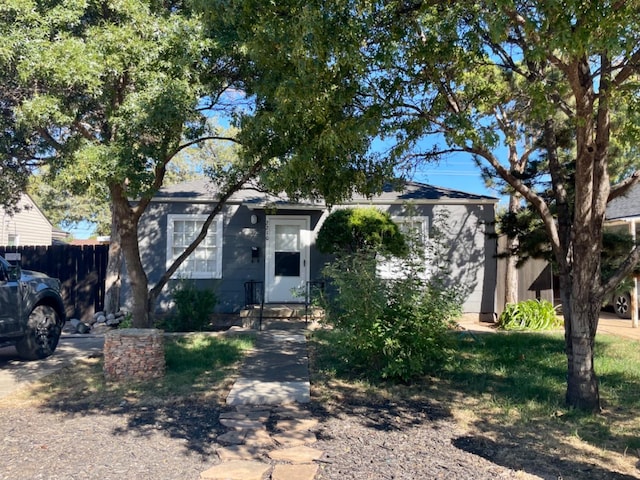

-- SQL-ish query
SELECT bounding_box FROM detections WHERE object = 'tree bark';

[111,186,151,329]
[504,194,520,306]
[103,206,122,315]
[565,288,601,411]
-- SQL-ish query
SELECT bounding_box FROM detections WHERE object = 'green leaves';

[316,207,408,256]
[498,299,562,331]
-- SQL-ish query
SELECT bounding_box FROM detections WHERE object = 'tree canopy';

[214,0,640,411]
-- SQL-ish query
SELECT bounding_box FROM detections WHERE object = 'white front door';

[265,216,310,303]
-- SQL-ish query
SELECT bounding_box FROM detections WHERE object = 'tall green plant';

[320,212,462,381]
[498,299,561,331]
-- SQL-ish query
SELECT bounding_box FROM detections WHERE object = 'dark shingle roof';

[606,183,640,221]
[153,178,497,205]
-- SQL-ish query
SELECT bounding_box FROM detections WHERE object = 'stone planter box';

[103,328,165,382]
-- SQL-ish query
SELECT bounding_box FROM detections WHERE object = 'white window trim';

[166,214,223,279]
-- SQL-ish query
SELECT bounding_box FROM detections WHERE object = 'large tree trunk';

[565,294,601,411]
[103,207,122,315]
[111,188,151,329]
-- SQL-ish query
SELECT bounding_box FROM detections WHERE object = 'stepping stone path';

[200,404,323,480]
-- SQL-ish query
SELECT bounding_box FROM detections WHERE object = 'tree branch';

[149,157,265,301]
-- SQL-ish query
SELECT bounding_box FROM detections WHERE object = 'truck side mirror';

[7,264,21,282]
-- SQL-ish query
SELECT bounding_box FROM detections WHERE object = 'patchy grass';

[309,328,640,478]
[2,333,254,410]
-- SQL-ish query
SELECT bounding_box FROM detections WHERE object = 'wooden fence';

[495,235,555,315]
[0,244,108,321]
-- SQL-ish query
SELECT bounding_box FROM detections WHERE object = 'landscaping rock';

[76,322,91,334]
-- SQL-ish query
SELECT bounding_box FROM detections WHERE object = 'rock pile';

[64,310,129,335]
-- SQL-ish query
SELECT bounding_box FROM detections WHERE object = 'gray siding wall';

[377,202,496,316]
[135,199,496,318]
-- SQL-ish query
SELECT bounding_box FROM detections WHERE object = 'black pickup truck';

[0,256,66,360]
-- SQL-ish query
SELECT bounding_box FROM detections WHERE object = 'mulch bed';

[2,395,639,479]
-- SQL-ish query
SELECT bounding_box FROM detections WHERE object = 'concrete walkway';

[226,331,310,406]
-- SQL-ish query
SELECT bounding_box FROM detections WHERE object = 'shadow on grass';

[29,333,254,458]
[309,328,640,480]
[453,435,640,480]
[307,329,454,435]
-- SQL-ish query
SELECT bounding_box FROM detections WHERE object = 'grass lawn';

[309,328,640,477]
[1,333,254,410]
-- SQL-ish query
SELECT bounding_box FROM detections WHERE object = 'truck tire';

[15,305,62,360]
[613,292,632,319]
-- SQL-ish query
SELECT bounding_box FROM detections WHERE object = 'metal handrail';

[244,280,265,330]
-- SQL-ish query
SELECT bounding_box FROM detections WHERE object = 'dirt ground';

[2,375,639,480]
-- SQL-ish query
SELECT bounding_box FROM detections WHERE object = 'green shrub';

[319,212,463,382]
[163,280,217,332]
[498,299,561,331]
[316,207,408,256]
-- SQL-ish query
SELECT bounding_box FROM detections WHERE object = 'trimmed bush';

[163,280,217,332]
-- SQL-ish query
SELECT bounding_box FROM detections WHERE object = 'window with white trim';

[166,214,223,279]
[7,234,19,247]
[377,216,429,279]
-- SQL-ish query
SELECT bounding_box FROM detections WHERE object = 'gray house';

[137,179,498,321]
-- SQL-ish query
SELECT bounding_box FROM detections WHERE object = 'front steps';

[240,304,324,331]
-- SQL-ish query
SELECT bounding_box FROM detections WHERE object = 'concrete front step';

[240,304,324,330]
[241,304,324,319]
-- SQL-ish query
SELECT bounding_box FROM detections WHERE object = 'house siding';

[379,202,496,316]
[0,194,53,246]
[133,180,498,320]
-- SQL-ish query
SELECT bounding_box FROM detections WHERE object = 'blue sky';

[412,157,500,199]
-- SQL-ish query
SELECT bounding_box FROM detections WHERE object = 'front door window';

[274,224,301,277]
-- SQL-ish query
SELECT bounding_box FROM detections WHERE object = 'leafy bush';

[316,207,408,256]
[319,213,463,382]
[163,280,217,332]
[498,299,561,331]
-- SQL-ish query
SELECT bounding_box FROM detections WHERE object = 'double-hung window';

[166,214,223,279]
[377,216,429,279]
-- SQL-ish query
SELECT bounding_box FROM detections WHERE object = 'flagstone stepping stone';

[200,460,271,480]
[217,429,248,445]
[276,418,319,433]
[220,410,271,422]
[271,463,319,480]
[220,417,266,429]
[216,445,263,462]
[244,428,277,448]
[268,445,324,464]
[272,430,317,448]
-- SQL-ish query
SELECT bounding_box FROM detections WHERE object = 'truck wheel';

[16,305,62,360]
[613,293,632,319]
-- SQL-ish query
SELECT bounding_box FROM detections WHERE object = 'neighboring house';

[606,182,640,237]
[0,193,56,246]
[605,182,640,321]
[135,179,499,320]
